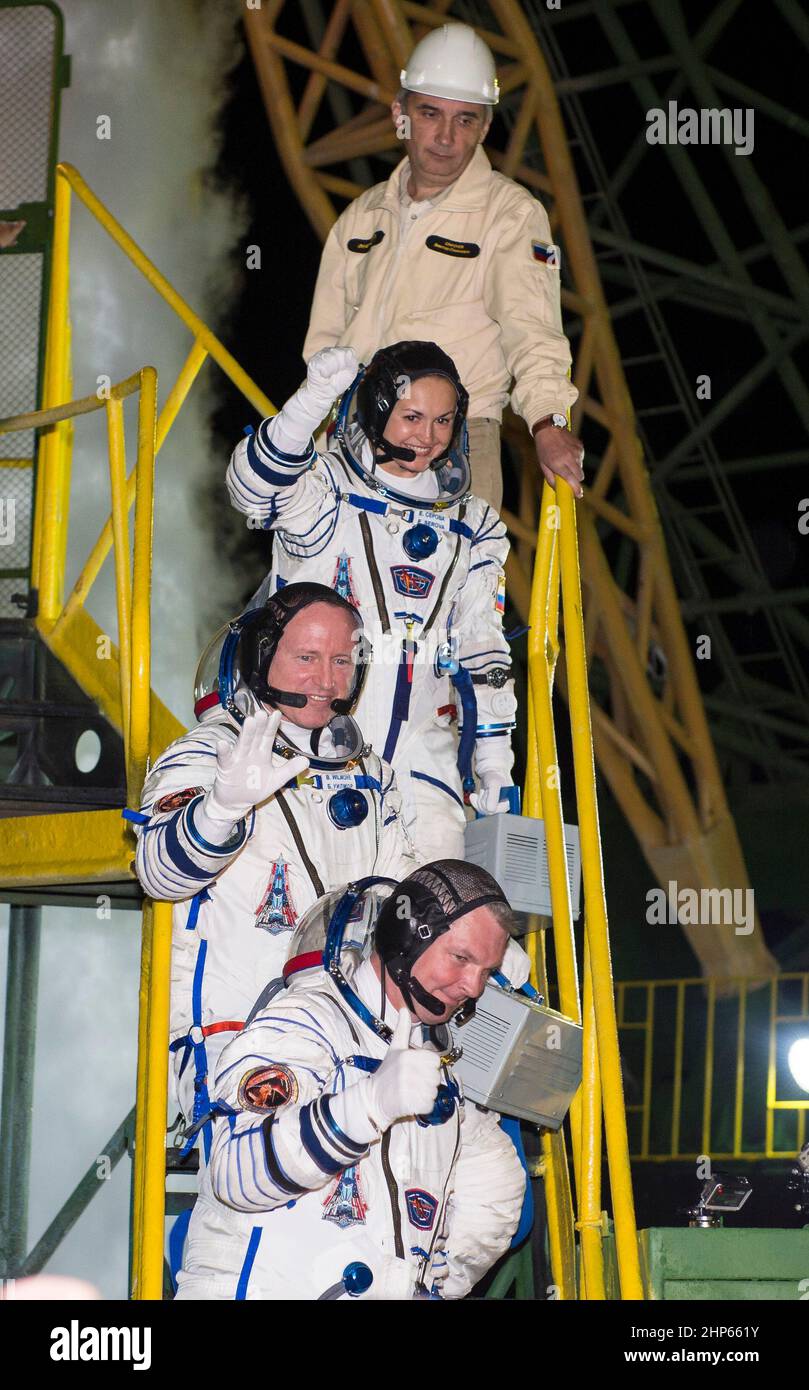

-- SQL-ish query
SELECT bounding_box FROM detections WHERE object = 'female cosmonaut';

[227,340,517,862]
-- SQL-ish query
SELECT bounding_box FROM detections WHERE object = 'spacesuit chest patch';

[405,1188,438,1230]
[237,1064,299,1113]
[347,229,385,253]
[425,235,480,258]
[154,786,204,814]
[390,564,435,598]
[255,859,297,935]
[322,1164,367,1228]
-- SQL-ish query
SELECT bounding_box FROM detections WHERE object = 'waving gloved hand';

[203,709,309,828]
[469,773,511,816]
[363,1010,442,1132]
[266,347,359,457]
[305,346,359,409]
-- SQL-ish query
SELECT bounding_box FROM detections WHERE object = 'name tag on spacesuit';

[303,772,357,791]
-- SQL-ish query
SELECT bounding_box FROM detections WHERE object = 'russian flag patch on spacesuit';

[390,565,435,598]
[495,571,506,615]
[405,1189,438,1230]
[532,241,560,267]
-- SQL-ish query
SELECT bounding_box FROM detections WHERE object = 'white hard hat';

[400,23,499,106]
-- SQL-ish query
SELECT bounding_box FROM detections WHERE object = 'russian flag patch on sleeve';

[532,241,560,267]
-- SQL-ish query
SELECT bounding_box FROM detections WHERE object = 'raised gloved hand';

[305,346,359,409]
[267,347,359,457]
[364,1010,442,1132]
[469,773,510,816]
[203,709,309,828]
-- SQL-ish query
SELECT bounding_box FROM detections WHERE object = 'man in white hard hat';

[304,22,583,512]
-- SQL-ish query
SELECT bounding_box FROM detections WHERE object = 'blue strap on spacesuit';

[382,640,416,764]
[451,667,478,796]
[168,890,215,1161]
[168,1207,193,1294]
[499,1114,535,1248]
[343,491,473,539]
[235,1226,264,1300]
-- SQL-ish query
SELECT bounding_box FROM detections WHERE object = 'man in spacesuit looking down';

[175,862,526,1301]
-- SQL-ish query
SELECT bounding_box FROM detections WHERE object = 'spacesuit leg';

[402,765,468,862]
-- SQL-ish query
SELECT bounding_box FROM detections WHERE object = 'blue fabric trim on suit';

[257,417,315,463]
[247,433,308,486]
[299,1103,345,1175]
[168,1208,193,1294]
[410,770,465,809]
[382,646,414,764]
[500,1115,534,1248]
[319,1094,368,1155]
[184,797,247,855]
[163,813,217,882]
[235,1227,263,1300]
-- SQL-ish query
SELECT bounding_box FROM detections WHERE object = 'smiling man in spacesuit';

[227,340,517,864]
[175,862,526,1301]
[133,581,417,1158]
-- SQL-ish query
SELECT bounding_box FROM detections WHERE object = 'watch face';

[552,413,568,428]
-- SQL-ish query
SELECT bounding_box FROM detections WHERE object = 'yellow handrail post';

[578,937,606,1299]
[128,367,157,807]
[35,168,72,621]
[525,486,581,1297]
[556,482,643,1299]
[106,396,132,758]
[131,898,172,1300]
[141,898,172,1299]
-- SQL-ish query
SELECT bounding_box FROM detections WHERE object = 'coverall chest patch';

[425,234,480,258]
[332,551,357,602]
[347,230,385,253]
[322,1164,368,1228]
[255,859,297,934]
[390,564,435,598]
[405,1188,438,1230]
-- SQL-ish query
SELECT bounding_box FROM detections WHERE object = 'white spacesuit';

[133,585,417,1156]
[175,869,526,1300]
[226,341,517,862]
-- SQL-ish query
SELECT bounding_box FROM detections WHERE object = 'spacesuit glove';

[469,773,510,816]
[268,347,359,456]
[200,709,309,834]
[363,1010,442,1132]
[501,937,532,989]
[305,346,359,405]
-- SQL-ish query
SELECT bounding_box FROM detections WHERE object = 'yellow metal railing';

[618,972,809,1161]
[22,162,284,1301]
[0,369,157,802]
[524,481,643,1300]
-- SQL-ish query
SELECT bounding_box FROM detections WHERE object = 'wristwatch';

[470,667,510,688]
[532,412,568,435]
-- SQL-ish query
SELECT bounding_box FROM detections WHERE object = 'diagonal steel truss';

[240,0,796,978]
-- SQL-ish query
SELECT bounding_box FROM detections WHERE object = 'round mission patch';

[237,1064,299,1113]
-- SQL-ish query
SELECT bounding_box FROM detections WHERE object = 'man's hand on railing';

[534,426,584,499]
